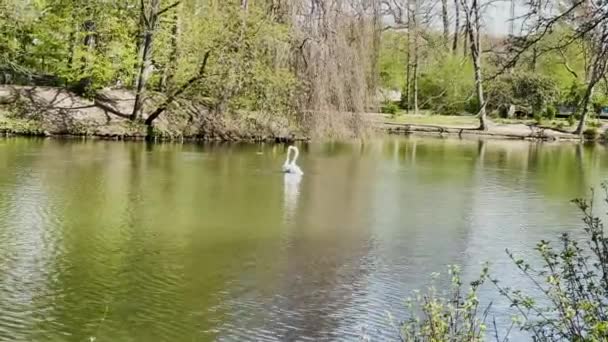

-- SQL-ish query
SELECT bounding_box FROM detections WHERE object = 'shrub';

[400,266,490,342]
[399,186,608,341]
[544,106,557,120]
[588,119,602,129]
[464,97,480,115]
[583,127,599,140]
[381,101,399,115]
[533,112,543,125]
[493,185,608,340]
[567,114,576,126]
[592,93,608,114]
[485,73,559,116]
[561,81,586,107]
[416,57,475,115]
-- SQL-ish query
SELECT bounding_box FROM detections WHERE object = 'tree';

[290,0,380,113]
[461,0,488,129]
[441,0,450,50]
[410,0,420,114]
[383,0,423,113]
[452,0,459,54]
[131,0,180,121]
[490,0,608,135]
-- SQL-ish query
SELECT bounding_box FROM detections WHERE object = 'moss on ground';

[0,112,45,135]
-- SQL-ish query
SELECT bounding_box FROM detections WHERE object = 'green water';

[0,137,606,341]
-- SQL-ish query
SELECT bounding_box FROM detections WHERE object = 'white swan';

[282,145,303,175]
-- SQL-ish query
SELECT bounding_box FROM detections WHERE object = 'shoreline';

[371,113,605,142]
[0,85,602,144]
[0,85,309,143]
[382,122,585,141]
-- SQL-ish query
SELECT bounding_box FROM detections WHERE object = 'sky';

[483,0,527,35]
[382,0,528,37]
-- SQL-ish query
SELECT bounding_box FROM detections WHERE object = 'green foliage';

[544,105,557,120]
[381,101,399,115]
[0,0,138,91]
[533,112,543,125]
[400,265,489,341]
[183,3,296,118]
[378,24,592,121]
[486,73,560,117]
[583,127,599,140]
[536,26,586,90]
[379,31,407,91]
[592,93,608,114]
[403,187,608,341]
[0,0,298,124]
[493,185,608,340]
[567,114,576,126]
[464,97,480,115]
[0,115,45,135]
[417,57,475,115]
[562,81,586,107]
[588,119,602,128]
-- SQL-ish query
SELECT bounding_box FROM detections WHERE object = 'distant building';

[557,105,575,116]
[556,105,608,118]
[377,89,401,103]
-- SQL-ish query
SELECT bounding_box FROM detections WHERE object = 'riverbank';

[0,86,308,142]
[371,113,606,141]
[1,85,604,143]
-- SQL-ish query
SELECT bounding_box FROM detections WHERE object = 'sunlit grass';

[385,113,480,127]
[382,112,588,131]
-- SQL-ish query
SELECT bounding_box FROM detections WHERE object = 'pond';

[0,137,607,341]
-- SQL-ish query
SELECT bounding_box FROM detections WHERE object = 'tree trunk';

[132,32,154,120]
[411,0,419,114]
[74,19,96,94]
[404,51,411,112]
[404,5,411,112]
[132,9,146,89]
[442,0,450,50]
[531,47,538,72]
[465,0,487,130]
[462,25,468,58]
[530,0,541,71]
[145,51,210,126]
[413,49,419,115]
[83,20,96,62]
[67,21,78,70]
[453,0,459,54]
[575,31,608,135]
[472,50,487,129]
[160,8,180,92]
[575,83,594,135]
[132,0,161,121]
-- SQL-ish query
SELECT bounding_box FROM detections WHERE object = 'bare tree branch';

[158,1,180,16]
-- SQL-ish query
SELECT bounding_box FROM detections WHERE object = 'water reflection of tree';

[0,139,65,341]
[373,138,480,318]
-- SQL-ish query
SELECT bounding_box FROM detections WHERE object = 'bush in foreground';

[399,266,489,341]
[400,184,608,341]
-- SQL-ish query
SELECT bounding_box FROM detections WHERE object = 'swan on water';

[282,145,303,175]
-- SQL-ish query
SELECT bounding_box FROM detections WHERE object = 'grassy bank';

[376,113,607,141]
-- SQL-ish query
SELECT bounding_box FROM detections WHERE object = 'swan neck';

[292,147,299,163]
